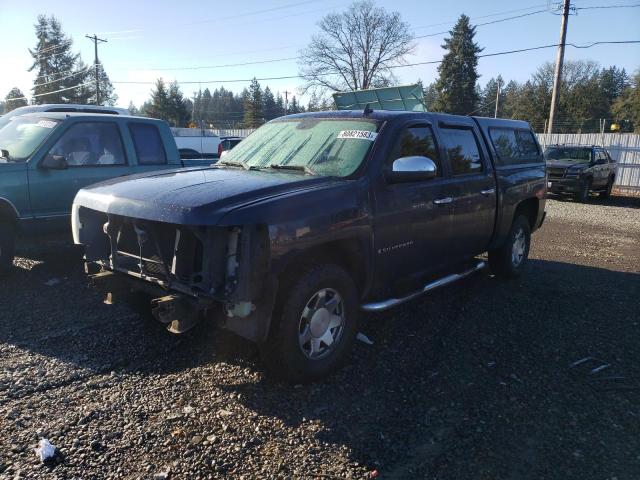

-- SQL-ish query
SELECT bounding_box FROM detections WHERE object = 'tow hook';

[151,294,200,334]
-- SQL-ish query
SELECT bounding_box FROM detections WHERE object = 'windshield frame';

[220,116,383,179]
[0,115,62,162]
[544,147,593,163]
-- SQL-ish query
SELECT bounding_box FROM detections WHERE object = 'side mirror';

[386,156,437,183]
[40,154,68,170]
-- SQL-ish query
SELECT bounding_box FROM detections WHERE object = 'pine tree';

[479,76,504,117]
[167,81,190,127]
[127,101,139,115]
[143,78,171,120]
[287,96,301,114]
[28,15,88,104]
[275,92,285,117]
[243,78,263,128]
[4,88,28,112]
[612,70,640,132]
[433,15,482,115]
[263,87,278,120]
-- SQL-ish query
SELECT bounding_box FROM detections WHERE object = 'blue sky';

[1,0,639,108]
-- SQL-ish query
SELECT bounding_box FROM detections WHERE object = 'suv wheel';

[600,177,614,198]
[575,177,591,203]
[0,223,16,275]
[260,264,358,382]
[488,215,531,278]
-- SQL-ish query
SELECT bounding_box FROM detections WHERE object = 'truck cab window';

[389,125,441,175]
[129,123,167,165]
[440,128,483,175]
[47,122,126,166]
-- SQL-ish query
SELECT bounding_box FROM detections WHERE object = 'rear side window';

[440,128,483,175]
[490,128,540,165]
[47,122,126,166]
[389,125,442,176]
[129,123,167,165]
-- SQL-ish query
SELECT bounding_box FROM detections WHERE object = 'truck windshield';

[0,116,60,161]
[222,117,380,177]
[545,147,592,163]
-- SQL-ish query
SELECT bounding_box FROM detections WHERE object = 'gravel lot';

[1,196,639,479]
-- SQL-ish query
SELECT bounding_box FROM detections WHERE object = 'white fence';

[536,133,640,192]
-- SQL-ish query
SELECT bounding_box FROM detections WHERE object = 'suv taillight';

[218,142,223,157]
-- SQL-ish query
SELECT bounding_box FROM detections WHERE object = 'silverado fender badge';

[378,240,414,255]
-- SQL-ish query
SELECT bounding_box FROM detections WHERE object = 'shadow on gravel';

[2,250,639,477]
[549,193,640,209]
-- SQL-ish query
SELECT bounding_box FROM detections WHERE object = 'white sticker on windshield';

[337,130,377,141]
[36,120,57,129]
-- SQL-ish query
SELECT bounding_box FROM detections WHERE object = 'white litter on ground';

[356,332,374,345]
[34,438,56,462]
[182,405,195,415]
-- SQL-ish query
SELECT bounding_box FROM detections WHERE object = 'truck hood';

[73,166,342,225]
[546,160,589,170]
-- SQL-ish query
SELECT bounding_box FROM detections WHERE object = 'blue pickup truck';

[0,112,193,273]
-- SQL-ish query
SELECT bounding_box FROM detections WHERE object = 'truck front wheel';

[260,264,358,383]
[488,215,531,278]
[0,223,16,275]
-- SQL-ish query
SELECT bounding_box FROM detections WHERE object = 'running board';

[361,261,486,312]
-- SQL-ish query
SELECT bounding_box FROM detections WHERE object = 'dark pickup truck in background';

[545,144,617,202]
[73,110,547,381]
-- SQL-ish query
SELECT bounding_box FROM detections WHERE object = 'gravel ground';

[1,195,639,479]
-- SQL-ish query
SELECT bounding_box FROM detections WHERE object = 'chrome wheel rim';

[512,228,526,267]
[298,288,345,360]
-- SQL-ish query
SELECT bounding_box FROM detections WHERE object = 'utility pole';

[85,34,107,105]
[494,79,501,118]
[284,90,291,114]
[547,0,570,134]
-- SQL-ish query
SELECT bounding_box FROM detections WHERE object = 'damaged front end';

[75,206,276,341]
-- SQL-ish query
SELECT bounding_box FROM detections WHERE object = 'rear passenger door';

[437,122,496,262]
[128,123,174,174]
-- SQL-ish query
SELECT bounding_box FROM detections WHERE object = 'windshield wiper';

[269,164,316,175]
[217,159,250,170]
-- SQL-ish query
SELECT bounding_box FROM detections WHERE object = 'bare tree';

[298,0,414,93]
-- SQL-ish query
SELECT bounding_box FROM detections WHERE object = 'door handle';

[480,188,495,196]
[434,197,453,205]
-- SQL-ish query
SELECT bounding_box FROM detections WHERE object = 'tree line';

[2,5,638,133]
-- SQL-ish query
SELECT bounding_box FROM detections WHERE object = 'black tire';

[575,177,591,203]
[0,223,16,275]
[600,177,614,198]
[260,264,358,383]
[488,215,531,279]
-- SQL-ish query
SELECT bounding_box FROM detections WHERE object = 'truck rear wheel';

[600,177,614,198]
[260,264,358,383]
[0,223,16,275]
[488,215,531,279]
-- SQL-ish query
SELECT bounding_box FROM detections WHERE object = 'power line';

[413,3,548,30]
[111,40,640,85]
[575,3,640,9]
[32,66,93,88]
[10,81,98,102]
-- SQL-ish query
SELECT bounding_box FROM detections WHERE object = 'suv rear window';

[489,128,540,165]
[129,123,167,165]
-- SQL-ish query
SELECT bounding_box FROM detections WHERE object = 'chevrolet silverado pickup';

[0,112,205,273]
[72,111,547,381]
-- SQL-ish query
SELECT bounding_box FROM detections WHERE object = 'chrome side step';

[361,261,486,312]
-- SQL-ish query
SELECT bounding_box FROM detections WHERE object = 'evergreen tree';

[275,92,286,117]
[287,96,301,114]
[263,87,278,120]
[612,70,640,132]
[143,78,171,120]
[423,82,439,110]
[127,101,139,116]
[433,15,482,114]
[243,78,263,128]
[167,81,190,127]
[479,76,504,117]
[201,88,213,125]
[4,87,28,112]
[28,15,88,104]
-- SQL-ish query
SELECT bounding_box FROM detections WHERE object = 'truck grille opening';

[547,168,565,180]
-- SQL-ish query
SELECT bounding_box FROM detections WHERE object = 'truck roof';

[279,110,532,130]
[17,112,166,123]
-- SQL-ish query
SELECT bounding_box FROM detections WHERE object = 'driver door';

[28,120,132,231]
[373,123,455,288]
